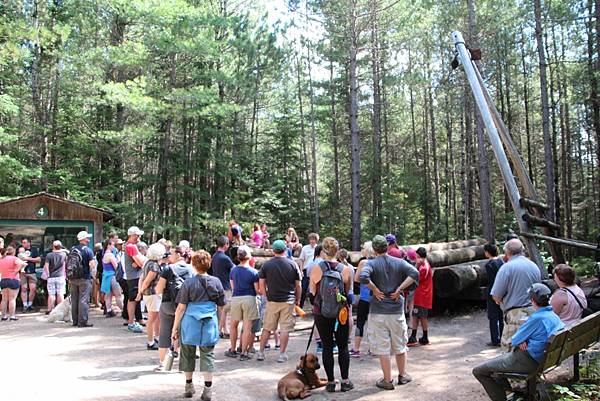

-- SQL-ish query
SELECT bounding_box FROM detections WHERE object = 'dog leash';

[304,321,316,360]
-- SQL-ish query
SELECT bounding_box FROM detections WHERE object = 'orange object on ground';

[295,305,306,317]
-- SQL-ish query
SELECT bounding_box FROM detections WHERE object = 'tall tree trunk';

[370,1,382,229]
[467,0,495,242]
[349,0,361,251]
[307,45,320,232]
[588,0,600,215]
[296,52,313,206]
[534,0,557,222]
[521,29,535,186]
[330,59,341,204]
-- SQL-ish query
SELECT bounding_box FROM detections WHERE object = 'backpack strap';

[562,287,586,311]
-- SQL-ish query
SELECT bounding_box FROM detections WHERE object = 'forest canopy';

[0,0,598,252]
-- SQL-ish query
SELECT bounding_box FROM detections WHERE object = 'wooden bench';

[493,311,600,401]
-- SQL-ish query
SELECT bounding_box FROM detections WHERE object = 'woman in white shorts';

[138,243,165,350]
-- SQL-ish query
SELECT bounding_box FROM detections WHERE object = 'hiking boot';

[184,382,195,398]
[418,337,429,346]
[256,351,265,361]
[224,349,238,358]
[407,336,418,347]
[277,352,289,363]
[341,380,354,392]
[398,373,412,385]
[200,386,212,401]
[376,378,394,390]
[325,382,336,392]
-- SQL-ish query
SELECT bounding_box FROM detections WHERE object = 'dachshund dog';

[277,353,328,400]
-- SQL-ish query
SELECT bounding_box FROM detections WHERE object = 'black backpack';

[167,265,189,303]
[66,246,85,280]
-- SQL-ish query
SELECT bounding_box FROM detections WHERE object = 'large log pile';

[247,238,491,300]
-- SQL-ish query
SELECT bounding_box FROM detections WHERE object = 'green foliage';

[0,0,597,251]
[570,257,597,278]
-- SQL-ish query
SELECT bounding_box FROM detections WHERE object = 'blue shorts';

[0,278,20,290]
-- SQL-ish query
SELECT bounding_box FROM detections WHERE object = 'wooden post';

[453,31,546,276]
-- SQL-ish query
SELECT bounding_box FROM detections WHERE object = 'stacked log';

[427,245,486,267]
[432,260,489,297]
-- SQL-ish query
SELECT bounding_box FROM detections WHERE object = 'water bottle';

[164,350,174,371]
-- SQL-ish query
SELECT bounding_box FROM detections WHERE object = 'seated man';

[472,283,564,401]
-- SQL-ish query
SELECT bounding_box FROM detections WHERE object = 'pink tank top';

[553,285,587,326]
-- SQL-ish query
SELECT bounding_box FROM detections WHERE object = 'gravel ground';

[0,307,504,401]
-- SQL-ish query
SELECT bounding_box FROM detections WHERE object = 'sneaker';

[264,343,271,350]
[239,353,253,361]
[9,317,18,321]
[1,317,8,322]
[486,342,501,347]
[153,363,165,372]
[224,349,239,358]
[275,344,280,350]
[350,349,361,358]
[418,337,429,346]
[316,342,323,353]
[341,380,354,392]
[147,342,159,350]
[200,386,212,401]
[376,378,394,390]
[256,351,265,361]
[407,336,418,347]
[184,382,195,398]
[106,310,117,318]
[398,373,412,385]
[325,382,336,392]
[78,323,94,328]
[276,353,288,363]
[248,347,257,354]
[128,323,143,333]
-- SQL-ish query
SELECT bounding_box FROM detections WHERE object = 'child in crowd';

[408,247,433,346]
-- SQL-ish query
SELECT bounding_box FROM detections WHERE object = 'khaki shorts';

[20,273,37,286]
[143,294,162,313]
[368,313,408,356]
[230,296,259,321]
[263,301,295,332]
[501,307,534,351]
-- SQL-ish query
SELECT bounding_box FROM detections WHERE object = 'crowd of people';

[0,226,593,401]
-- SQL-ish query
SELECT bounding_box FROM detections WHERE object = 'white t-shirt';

[299,244,316,270]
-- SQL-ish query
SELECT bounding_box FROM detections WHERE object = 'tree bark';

[370,0,382,229]
[467,0,495,243]
[534,0,557,222]
[307,44,320,232]
[349,0,361,251]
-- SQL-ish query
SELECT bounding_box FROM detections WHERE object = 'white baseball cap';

[76,231,93,241]
[52,240,62,248]
[178,240,190,249]
[127,226,144,236]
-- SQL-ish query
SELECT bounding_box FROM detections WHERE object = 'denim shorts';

[0,278,20,290]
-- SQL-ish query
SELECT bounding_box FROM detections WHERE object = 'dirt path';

[0,308,500,401]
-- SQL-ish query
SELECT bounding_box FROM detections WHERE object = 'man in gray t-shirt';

[490,239,542,350]
[360,235,418,389]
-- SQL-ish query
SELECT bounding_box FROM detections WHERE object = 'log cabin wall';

[0,192,106,248]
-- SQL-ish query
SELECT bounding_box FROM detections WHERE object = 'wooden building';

[0,192,109,254]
